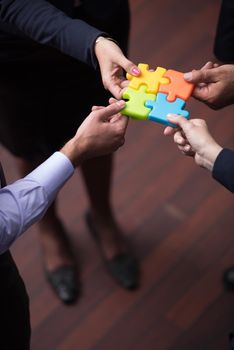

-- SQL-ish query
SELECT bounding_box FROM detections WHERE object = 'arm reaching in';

[0,0,103,66]
[61,99,128,165]
[0,100,128,253]
[94,36,140,99]
[184,62,234,109]
[164,114,234,193]
[164,114,222,171]
[0,1,140,99]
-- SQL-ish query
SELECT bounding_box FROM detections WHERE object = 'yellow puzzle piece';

[126,63,170,94]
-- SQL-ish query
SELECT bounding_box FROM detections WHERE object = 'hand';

[94,36,140,99]
[61,100,128,166]
[164,114,223,171]
[184,61,234,109]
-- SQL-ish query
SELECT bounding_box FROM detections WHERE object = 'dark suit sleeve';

[0,0,106,67]
[229,332,234,350]
[212,148,234,193]
[214,0,234,63]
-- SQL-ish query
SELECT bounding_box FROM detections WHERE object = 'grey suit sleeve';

[0,0,106,67]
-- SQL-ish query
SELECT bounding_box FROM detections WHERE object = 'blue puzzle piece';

[145,92,189,127]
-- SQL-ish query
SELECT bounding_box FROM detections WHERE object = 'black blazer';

[0,0,106,67]
[229,333,234,350]
[212,148,234,193]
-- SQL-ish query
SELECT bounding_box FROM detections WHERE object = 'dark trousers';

[0,251,31,350]
[214,0,234,62]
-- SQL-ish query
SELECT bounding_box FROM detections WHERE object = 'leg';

[16,158,80,304]
[81,154,139,289]
[0,58,80,305]
[81,154,126,259]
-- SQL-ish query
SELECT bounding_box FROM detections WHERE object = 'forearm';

[0,152,74,254]
[0,180,50,254]
[0,0,104,66]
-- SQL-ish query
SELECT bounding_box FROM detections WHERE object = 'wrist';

[94,36,119,56]
[199,143,223,171]
[95,36,119,47]
[60,138,84,168]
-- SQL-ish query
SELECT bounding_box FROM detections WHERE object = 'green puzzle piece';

[122,85,156,120]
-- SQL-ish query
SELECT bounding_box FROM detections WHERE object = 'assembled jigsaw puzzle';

[122,63,194,127]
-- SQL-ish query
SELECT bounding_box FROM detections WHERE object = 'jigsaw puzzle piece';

[122,85,156,120]
[145,92,189,127]
[126,63,170,94]
[158,69,194,102]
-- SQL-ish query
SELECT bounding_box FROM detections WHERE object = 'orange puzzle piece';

[126,63,170,94]
[158,69,194,102]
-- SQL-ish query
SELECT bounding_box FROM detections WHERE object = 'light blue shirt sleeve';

[0,152,74,254]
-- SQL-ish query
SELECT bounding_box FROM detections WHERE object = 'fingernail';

[184,72,192,81]
[117,100,125,107]
[131,67,140,76]
[167,113,175,118]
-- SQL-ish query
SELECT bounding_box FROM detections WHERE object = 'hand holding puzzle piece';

[121,63,194,127]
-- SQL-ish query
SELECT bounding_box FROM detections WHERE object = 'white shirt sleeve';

[0,152,74,254]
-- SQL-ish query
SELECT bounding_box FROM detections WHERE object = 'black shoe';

[85,210,139,290]
[46,266,80,305]
[223,267,234,291]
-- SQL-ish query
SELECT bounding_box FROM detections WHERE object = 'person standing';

[0,99,128,350]
[0,0,140,304]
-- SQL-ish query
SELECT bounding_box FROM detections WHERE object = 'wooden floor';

[1,0,234,349]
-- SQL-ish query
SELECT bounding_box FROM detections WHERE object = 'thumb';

[167,114,191,131]
[184,68,214,84]
[95,100,126,122]
[117,55,141,76]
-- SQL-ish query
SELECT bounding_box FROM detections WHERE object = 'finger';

[197,82,207,87]
[109,97,118,105]
[174,131,187,145]
[120,115,129,133]
[111,113,129,133]
[178,145,192,155]
[116,137,125,149]
[116,55,141,76]
[120,80,129,89]
[167,114,191,132]
[120,137,125,147]
[109,113,122,123]
[108,84,123,100]
[184,144,192,152]
[178,144,187,152]
[190,118,206,127]
[184,68,215,84]
[95,100,126,121]
[182,146,195,157]
[201,61,214,70]
[92,105,105,111]
[164,126,176,136]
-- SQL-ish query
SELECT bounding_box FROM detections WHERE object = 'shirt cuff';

[25,152,74,201]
